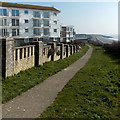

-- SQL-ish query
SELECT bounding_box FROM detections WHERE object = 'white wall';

[0,6,60,39]
[50,11,60,38]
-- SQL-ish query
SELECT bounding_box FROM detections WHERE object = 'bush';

[88,40,104,46]
[104,41,120,55]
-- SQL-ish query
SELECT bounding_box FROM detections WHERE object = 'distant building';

[0,2,61,45]
[60,25,76,43]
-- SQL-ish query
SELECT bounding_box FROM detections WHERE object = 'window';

[24,10,28,14]
[0,19,7,26]
[25,19,28,23]
[33,19,41,27]
[54,21,57,24]
[12,29,16,36]
[3,19,7,26]
[54,29,57,33]
[16,10,19,16]
[0,9,7,16]
[12,9,19,16]
[70,27,73,31]
[16,19,19,26]
[54,12,57,16]
[12,19,15,26]
[43,12,49,18]
[0,9,2,16]
[33,11,41,18]
[43,28,49,35]
[12,29,19,36]
[0,29,8,37]
[25,29,29,33]
[3,9,7,16]
[33,28,41,36]
[12,10,15,16]
[12,19,19,26]
[67,27,69,31]
[3,29,7,36]
[43,20,49,26]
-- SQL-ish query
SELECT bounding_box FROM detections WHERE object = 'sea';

[108,34,118,41]
[98,34,119,44]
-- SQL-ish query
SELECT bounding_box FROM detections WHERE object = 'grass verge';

[2,45,89,104]
[38,46,120,119]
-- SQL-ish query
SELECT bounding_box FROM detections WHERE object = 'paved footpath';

[2,45,93,119]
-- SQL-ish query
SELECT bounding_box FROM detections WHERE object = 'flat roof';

[0,2,60,12]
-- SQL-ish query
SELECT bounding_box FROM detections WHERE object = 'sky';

[1,1,118,35]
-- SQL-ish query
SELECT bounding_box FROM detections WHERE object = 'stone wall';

[54,45,61,61]
[32,41,43,66]
[1,38,14,78]
[42,45,51,63]
[2,38,80,78]
[63,45,67,58]
[14,45,35,74]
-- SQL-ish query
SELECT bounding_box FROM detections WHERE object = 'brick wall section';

[55,45,61,61]
[47,42,56,61]
[14,45,35,74]
[57,43,64,59]
[6,38,15,77]
[33,41,43,66]
[70,45,73,55]
[73,45,75,53]
[64,44,69,57]
[42,45,51,63]
[1,39,80,78]
[1,38,14,78]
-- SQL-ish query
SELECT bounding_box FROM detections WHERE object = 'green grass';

[38,46,120,119]
[2,45,89,104]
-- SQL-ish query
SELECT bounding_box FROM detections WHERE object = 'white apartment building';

[0,2,60,44]
[60,25,76,43]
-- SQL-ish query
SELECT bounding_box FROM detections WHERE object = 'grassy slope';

[39,46,120,119]
[2,45,89,104]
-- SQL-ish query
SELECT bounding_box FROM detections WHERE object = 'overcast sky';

[1,1,118,35]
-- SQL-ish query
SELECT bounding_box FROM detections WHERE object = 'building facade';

[60,25,76,43]
[0,2,60,45]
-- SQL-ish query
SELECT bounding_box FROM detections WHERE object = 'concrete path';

[2,45,93,119]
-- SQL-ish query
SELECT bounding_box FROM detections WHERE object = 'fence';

[1,38,80,78]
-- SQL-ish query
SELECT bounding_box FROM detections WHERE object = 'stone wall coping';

[43,45,51,48]
[47,42,56,45]
[15,45,35,49]
[32,41,43,43]
[64,44,69,46]
[57,43,64,46]
[0,38,14,41]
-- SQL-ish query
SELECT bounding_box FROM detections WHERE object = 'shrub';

[104,41,120,55]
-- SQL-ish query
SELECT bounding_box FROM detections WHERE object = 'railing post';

[48,42,56,61]
[32,41,43,66]
[70,45,73,55]
[65,44,69,57]
[58,43,64,59]
[1,38,15,78]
